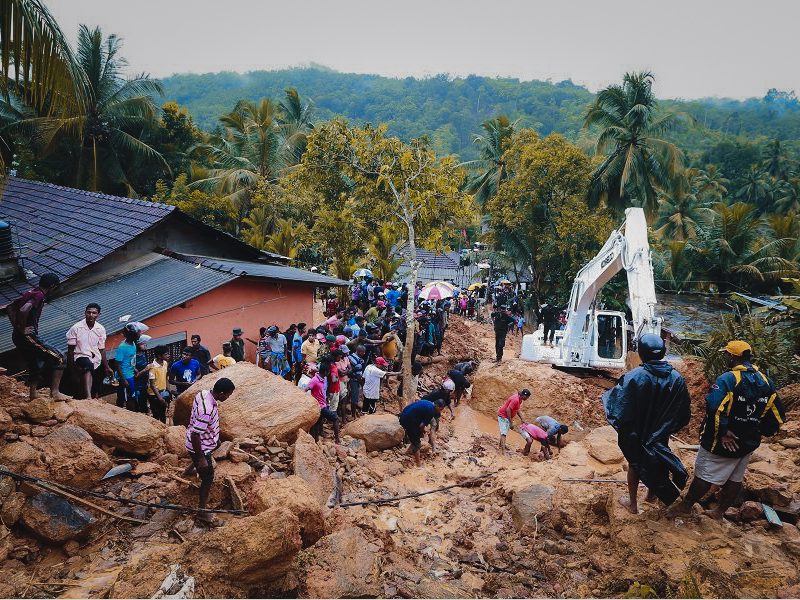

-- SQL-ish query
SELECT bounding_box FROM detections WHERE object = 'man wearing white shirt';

[66,303,112,399]
[362,356,402,414]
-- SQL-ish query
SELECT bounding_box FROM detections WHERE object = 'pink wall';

[107,278,314,361]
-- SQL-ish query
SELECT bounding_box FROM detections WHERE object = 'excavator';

[520,207,661,369]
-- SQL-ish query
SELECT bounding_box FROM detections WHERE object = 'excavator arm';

[521,207,660,368]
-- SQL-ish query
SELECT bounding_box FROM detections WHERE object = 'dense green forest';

[161,67,800,162]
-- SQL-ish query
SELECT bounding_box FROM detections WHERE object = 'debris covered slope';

[0,316,797,598]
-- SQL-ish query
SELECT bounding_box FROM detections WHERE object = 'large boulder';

[185,506,302,588]
[68,399,166,455]
[292,430,334,507]
[31,425,113,488]
[0,441,40,473]
[162,425,188,456]
[21,492,94,544]
[22,397,54,423]
[585,426,624,464]
[511,484,555,530]
[249,476,325,547]
[342,413,405,451]
[0,408,11,433]
[303,527,382,598]
[173,363,319,443]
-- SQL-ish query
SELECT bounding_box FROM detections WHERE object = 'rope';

[0,467,248,516]
[337,472,495,508]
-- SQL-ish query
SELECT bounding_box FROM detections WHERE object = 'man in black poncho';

[602,334,691,514]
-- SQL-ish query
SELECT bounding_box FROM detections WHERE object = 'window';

[596,315,623,359]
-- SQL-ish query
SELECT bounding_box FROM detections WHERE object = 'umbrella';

[468,282,486,291]
[418,280,455,301]
[499,279,512,285]
[353,268,373,279]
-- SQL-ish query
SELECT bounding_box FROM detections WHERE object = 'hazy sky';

[49,0,798,100]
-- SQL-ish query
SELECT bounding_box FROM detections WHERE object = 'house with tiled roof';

[394,243,479,287]
[0,178,347,375]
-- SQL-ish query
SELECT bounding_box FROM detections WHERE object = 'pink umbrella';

[418,280,455,301]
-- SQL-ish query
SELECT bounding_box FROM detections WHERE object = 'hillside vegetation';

[161,67,800,160]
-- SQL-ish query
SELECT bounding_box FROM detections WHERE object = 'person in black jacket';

[670,340,785,520]
[602,334,691,514]
[539,301,560,347]
[491,306,516,362]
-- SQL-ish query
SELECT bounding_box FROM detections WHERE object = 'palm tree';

[241,203,278,249]
[584,71,685,218]
[0,1,87,115]
[776,177,800,215]
[0,1,89,176]
[762,139,790,181]
[264,218,308,260]
[766,214,799,263]
[32,25,166,195]
[736,165,773,212]
[692,202,797,288]
[462,115,515,207]
[654,171,713,241]
[660,240,694,292]
[368,223,403,281]
[694,164,729,202]
[278,88,314,165]
[191,98,284,226]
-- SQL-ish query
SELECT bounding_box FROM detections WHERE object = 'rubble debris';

[249,475,325,546]
[151,564,195,599]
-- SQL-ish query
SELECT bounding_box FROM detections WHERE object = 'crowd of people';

[8,271,788,525]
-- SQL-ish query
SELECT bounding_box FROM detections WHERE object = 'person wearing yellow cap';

[670,340,786,520]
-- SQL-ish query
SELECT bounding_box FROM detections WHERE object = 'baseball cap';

[719,340,752,356]
[375,357,388,367]
[341,346,350,355]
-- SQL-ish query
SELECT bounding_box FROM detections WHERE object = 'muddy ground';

[0,312,797,599]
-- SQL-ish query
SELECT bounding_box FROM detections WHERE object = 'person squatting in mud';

[399,398,445,467]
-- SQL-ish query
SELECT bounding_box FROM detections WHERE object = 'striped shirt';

[185,390,220,454]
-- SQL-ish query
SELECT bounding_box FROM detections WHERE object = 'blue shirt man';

[385,287,401,308]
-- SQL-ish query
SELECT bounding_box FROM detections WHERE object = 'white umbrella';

[353,268,373,279]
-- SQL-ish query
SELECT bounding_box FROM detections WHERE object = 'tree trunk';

[401,219,418,408]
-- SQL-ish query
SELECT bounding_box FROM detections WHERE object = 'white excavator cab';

[521,310,628,368]
[520,207,660,370]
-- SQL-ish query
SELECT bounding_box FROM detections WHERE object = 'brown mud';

[0,308,797,598]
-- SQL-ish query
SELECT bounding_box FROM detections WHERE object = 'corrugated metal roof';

[0,256,236,354]
[177,255,350,287]
[0,177,176,304]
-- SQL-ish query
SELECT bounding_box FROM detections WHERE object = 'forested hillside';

[162,67,800,161]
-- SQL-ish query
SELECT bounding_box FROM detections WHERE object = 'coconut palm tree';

[692,202,797,288]
[584,71,685,219]
[31,25,166,195]
[762,139,790,181]
[0,1,90,176]
[776,177,800,215]
[191,98,284,226]
[660,240,694,292]
[278,88,314,165]
[0,1,87,114]
[653,171,713,241]
[694,164,729,202]
[462,115,515,207]
[241,203,278,249]
[368,223,403,281]
[736,165,772,210]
